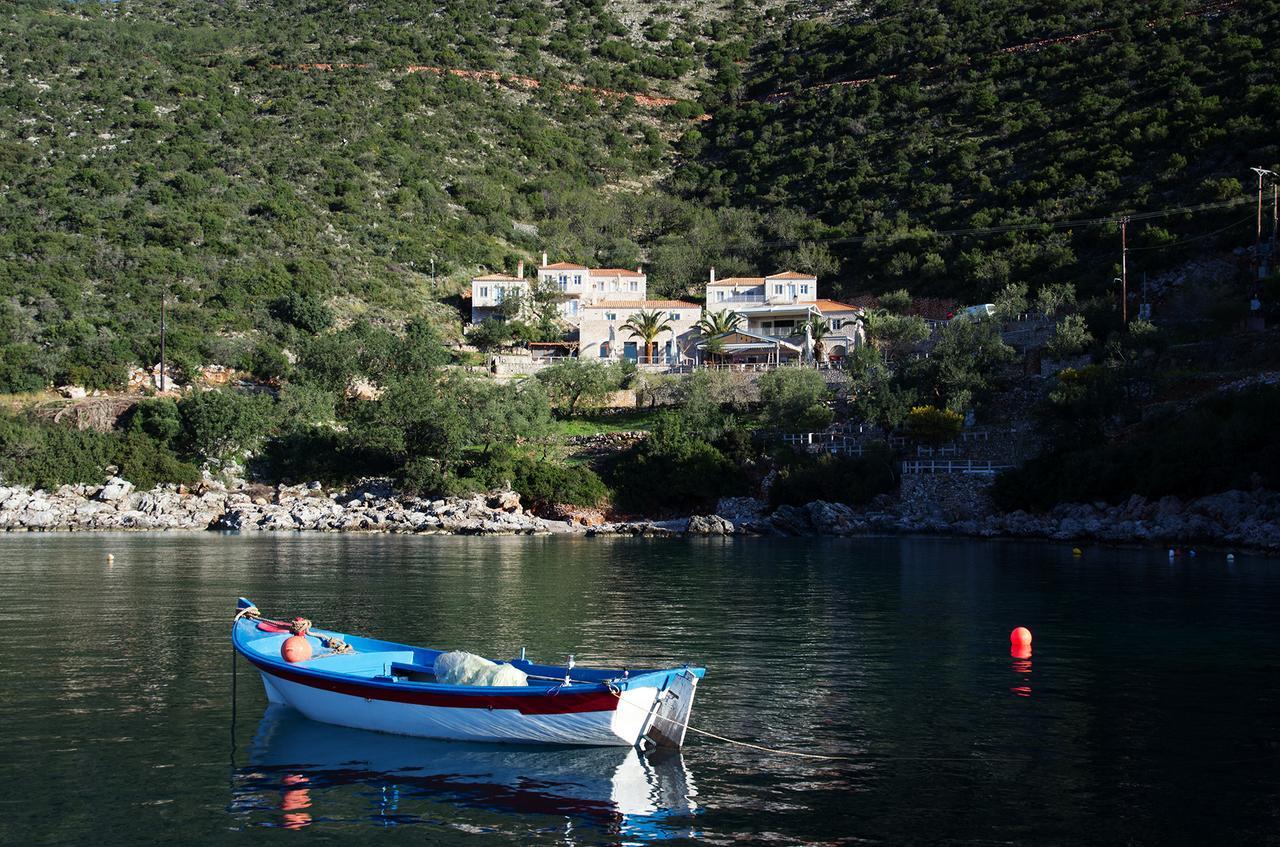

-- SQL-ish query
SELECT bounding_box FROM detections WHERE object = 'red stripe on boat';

[245,656,620,715]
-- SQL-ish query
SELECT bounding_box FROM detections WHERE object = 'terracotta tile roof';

[709,277,765,286]
[471,273,526,282]
[583,300,701,310]
[588,267,645,277]
[814,298,860,313]
[540,261,588,270]
[765,270,818,280]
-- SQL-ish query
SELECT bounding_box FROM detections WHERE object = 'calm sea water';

[1,533,1279,845]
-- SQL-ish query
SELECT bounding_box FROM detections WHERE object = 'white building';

[470,253,650,326]
[578,300,702,364]
[537,252,648,321]
[700,268,864,363]
[470,260,527,324]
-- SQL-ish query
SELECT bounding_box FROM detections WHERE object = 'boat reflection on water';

[231,706,700,840]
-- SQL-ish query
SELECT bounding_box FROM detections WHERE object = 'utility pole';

[159,291,167,392]
[1120,216,1130,325]
[430,257,436,290]
[1251,167,1278,275]
[1253,167,1266,263]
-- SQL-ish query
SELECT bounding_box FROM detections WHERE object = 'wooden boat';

[232,598,704,748]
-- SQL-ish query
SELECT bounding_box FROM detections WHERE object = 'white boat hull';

[257,665,661,746]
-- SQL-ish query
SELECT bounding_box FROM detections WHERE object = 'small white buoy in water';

[106,553,114,563]
[1227,553,1235,562]
[1168,548,1175,558]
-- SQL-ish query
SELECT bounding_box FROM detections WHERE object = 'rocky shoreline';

[0,477,1276,554]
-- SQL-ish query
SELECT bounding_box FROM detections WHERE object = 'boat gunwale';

[231,609,703,703]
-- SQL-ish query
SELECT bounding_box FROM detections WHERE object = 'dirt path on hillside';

[268,1,1238,117]
[276,61,702,113]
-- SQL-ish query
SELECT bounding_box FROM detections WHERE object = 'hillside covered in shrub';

[678,0,1280,299]
[1,0,1277,392]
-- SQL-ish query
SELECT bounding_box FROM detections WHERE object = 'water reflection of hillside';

[229,706,699,840]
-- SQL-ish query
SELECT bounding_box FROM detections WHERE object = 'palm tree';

[696,309,741,365]
[806,316,831,363]
[696,308,741,337]
[620,308,673,363]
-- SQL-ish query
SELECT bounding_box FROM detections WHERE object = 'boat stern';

[613,667,703,749]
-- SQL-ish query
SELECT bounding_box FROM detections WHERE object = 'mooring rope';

[609,686,1036,763]
[607,686,854,761]
[678,723,854,761]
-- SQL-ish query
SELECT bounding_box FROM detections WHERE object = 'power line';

[758,195,1255,248]
[1124,214,1254,252]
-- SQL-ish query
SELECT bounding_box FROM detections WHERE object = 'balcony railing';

[712,294,819,305]
[709,294,767,305]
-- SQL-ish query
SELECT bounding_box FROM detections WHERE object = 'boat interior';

[237,619,641,690]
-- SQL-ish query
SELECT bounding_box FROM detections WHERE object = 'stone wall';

[899,473,996,522]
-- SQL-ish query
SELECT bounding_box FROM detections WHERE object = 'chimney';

[541,251,548,267]
[709,266,716,284]
[517,259,524,278]
[636,265,642,274]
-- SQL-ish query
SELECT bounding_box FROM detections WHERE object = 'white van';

[952,303,996,321]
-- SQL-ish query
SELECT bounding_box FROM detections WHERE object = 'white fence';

[900,459,1014,475]
[780,431,905,455]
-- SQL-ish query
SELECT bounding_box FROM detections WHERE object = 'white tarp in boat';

[434,650,529,687]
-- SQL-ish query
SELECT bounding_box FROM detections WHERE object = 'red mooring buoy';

[1010,627,1033,659]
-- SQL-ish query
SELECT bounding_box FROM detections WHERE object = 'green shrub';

[769,445,898,508]
[123,398,183,447]
[0,417,114,489]
[904,405,963,442]
[114,433,200,489]
[0,414,197,490]
[537,359,620,415]
[273,291,334,334]
[245,343,290,381]
[0,344,51,393]
[401,455,466,498]
[254,426,386,485]
[510,457,608,508]
[604,412,748,514]
[758,367,831,431]
[1044,314,1093,360]
[179,389,277,461]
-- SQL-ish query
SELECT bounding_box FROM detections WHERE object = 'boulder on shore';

[685,514,735,536]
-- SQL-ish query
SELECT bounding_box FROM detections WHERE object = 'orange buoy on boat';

[282,617,313,663]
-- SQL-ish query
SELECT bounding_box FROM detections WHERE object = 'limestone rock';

[685,514,735,535]
[806,501,861,535]
[769,505,813,536]
[97,477,134,502]
[488,489,522,513]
